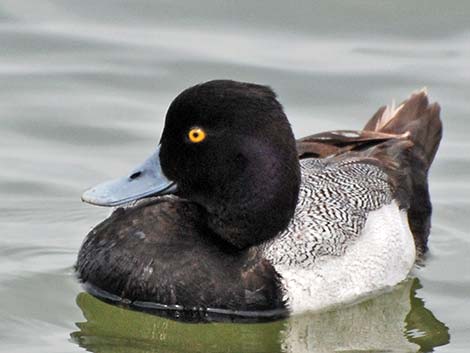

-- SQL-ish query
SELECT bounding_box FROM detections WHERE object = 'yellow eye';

[188,127,206,143]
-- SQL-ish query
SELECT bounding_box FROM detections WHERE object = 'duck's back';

[264,157,394,266]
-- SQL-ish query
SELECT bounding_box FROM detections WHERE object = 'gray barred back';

[263,157,393,268]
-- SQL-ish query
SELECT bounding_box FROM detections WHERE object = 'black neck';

[200,141,300,249]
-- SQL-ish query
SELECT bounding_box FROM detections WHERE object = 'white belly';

[273,202,416,313]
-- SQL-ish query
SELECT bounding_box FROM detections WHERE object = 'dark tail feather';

[364,89,442,171]
[364,89,442,254]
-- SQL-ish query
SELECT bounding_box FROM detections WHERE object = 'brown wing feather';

[296,130,405,158]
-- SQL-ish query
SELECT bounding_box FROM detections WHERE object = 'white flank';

[274,201,416,313]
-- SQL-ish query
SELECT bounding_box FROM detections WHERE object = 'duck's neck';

[200,143,301,249]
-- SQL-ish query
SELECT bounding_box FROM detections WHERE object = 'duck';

[77,80,442,320]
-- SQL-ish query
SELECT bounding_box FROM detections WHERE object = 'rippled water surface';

[1,1,469,352]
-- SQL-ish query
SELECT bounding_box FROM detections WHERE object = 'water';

[0,0,469,352]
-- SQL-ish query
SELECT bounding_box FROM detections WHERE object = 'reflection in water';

[405,280,450,352]
[72,278,449,353]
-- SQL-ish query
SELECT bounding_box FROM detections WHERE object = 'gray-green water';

[1,1,469,352]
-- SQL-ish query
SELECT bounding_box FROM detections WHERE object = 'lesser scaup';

[77,80,442,320]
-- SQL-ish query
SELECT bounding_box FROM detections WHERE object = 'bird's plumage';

[77,81,442,321]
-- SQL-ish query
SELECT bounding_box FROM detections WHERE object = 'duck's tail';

[297,90,442,255]
[363,90,442,254]
[364,89,442,172]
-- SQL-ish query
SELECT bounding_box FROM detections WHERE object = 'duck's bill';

[81,147,177,207]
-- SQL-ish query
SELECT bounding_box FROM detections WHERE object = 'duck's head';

[82,80,301,249]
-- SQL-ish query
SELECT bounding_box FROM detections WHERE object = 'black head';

[159,80,300,249]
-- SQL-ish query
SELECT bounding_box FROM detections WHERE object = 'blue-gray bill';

[81,147,177,207]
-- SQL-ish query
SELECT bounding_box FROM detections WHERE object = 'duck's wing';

[296,90,442,255]
[296,129,402,158]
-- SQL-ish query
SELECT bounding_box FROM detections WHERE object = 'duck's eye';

[188,128,206,143]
